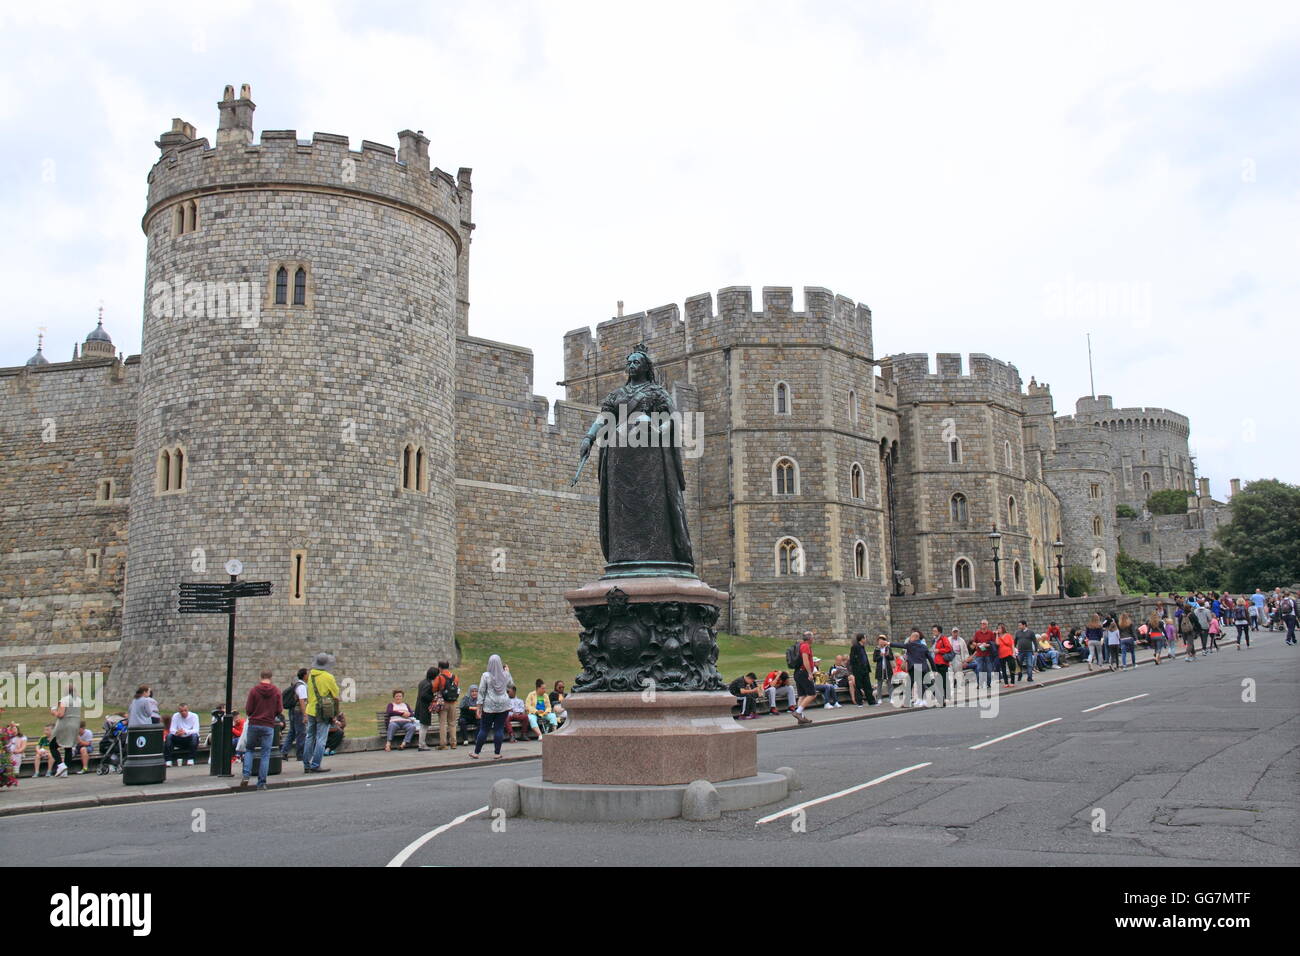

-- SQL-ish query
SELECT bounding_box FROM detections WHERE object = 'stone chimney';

[397,129,430,170]
[1198,477,1210,498]
[1230,478,1241,497]
[156,117,197,155]
[216,83,256,148]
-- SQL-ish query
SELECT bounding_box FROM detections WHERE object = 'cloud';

[0,0,1294,497]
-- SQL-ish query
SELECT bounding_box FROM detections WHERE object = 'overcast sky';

[1,1,1295,498]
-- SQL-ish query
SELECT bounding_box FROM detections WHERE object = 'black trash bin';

[123,724,166,785]
[244,725,283,777]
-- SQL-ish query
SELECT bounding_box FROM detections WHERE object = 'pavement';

[1,646,1126,817]
[5,632,1296,867]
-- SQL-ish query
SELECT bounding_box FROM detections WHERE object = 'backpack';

[1179,613,1193,635]
[439,671,459,703]
[785,643,803,670]
[281,682,298,711]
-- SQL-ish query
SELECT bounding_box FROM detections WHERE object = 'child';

[1207,615,1222,653]
[35,725,55,777]
[6,723,26,781]
[75,721,93,774]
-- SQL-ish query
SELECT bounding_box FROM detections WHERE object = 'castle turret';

[112,85,472,704]
[81,307,114,360]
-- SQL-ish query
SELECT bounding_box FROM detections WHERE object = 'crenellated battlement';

[145,86,472,250]
[1057,407,1190,438]
[563,285,873,385]
[884,351,1025,403]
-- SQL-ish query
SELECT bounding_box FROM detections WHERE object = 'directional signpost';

[178,559,273,776]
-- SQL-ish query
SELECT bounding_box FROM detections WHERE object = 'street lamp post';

[1053,538,1065,599]
[988,525,1003,597]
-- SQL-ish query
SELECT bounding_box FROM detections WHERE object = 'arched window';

[172,447,184,490]
[402,444,413,490]
[1008,496,1017,526]
[293,267,307,306]
[185,201,197,233]
[773,457,798,496]
[776,537,804,576]
[415,447,425,492]
[950,492,968,523]
[1142,472,1151,491]
[948,437,962,464]
[953,558,974,590]
[275,267,288,306]
[1004,440,1012,470]
[1092,515,1103,536]
[774,382,790,415]
[854,540,868,579]
[848,389,858,426]
[850,463,863,500]
[1013,560,1023,590]
[174,206,185,236]
[157,450,171,493]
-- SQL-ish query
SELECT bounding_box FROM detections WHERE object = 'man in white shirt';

[164,703,200,766]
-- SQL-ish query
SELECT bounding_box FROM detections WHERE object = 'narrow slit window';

[289,549,308,605]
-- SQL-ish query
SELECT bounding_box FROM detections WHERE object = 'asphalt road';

[5,636,1297,867]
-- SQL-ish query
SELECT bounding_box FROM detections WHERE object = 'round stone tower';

[111,85,472,705]
[1069,395,1195,511]
[1045,421,1118,595]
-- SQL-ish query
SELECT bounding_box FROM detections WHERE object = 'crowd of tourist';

[730,587,1298,721]
[3,586,1294,789]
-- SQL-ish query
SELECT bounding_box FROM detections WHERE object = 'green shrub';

[1146,489,1188,515]
[1116,504,1137,519]
[1064,565,1093,597]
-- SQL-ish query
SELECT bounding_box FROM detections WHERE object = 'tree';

[1146,489,1188,515]
[1116,504,1137,519]
[1033,562,1044,591]
[1217,479,1300,590]
[1064,565,1093,597]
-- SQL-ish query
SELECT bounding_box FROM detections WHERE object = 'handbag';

[312,673,339,721]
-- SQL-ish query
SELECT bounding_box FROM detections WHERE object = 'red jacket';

[972,629,998,658]
[997,633,1015,658]
[934,635,954,663]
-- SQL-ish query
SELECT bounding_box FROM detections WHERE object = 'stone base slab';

[542,691,756,785]
[516,772,788,822]
[564,575,728,607]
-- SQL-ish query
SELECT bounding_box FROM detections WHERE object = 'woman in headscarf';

[471,655,511,759]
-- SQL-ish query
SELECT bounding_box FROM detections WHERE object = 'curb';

[0,752,542,818]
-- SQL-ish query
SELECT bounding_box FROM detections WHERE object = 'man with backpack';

[279,668,308,760]
[1179,601,1201,661]
[1281,593,1298,646]
[303,652,341,772]
[430,660,459,750]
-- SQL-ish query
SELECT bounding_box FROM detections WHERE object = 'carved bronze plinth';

[570,585,725,693]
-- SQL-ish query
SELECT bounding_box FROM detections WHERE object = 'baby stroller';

[97,715,127,775]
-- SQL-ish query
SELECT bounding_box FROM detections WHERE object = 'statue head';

[625,343,654,382]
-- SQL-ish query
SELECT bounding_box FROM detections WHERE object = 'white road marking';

[755,762,931,825]
[1081,693,1149,713]
[386,805,489,867]
[968,717,1062,750]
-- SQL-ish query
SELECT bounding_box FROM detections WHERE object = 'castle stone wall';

[0,358,138,678]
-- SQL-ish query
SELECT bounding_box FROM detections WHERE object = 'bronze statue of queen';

[573,343,695,579]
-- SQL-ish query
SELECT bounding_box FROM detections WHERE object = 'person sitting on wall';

[505,685,532,742]
[524,679,559,736]
[164,703,200,767]
[325,712,347,755]
[729,672,761,719]
[762,670,796,714]
[458,685,481,745]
